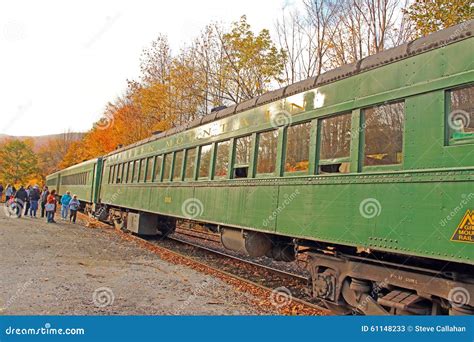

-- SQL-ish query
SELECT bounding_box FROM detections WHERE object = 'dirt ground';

[0,204,268,315]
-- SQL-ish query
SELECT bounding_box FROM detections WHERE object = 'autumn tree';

[37,132,80,176]
[0,139,39,185]
[404,0,473,37]
[217,16,286,102]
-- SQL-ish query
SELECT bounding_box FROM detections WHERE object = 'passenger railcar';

[48,21,474,315]
[45,158,103,205]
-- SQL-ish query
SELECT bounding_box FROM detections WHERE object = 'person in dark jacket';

[14,186,28,218]
[40,186,49,218]
[24,185,31,216]
[0,184,3,202]
[29,186,40,218]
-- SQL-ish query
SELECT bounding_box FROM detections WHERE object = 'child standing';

[69,195,80,223]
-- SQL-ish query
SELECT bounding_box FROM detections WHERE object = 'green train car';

[46,158,103,205]
[48,21,474,315]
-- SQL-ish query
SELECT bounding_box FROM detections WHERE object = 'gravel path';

[0,205,269,315]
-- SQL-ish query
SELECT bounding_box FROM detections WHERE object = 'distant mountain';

[0,132,85,152]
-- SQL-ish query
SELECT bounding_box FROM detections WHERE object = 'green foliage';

[0,139,39,185]
[220,15,287,101]
[405,0,473,37]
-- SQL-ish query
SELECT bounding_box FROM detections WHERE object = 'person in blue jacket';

[60,191,72,220]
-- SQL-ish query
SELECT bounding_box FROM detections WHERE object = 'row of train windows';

[107,83,474,184]
[61,172,89,185]
[46,178,57,186]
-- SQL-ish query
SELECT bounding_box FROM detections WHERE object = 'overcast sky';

[1,0,293,137]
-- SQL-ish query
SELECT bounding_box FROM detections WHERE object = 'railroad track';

[141,233,327,315]
[78,212,327,315]
[168,233,310,282]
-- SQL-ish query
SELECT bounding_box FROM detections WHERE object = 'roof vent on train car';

[116,144,123,149]
[211,105,227,113]
[152,130,163,135]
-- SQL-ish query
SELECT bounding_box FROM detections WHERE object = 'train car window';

[199,144,212,179]
[234,135,251,178]
[121,164,125,183]
[257,130,278,174]
[318,112,352,174]
[145,157,154,182]
[185,148,196,180]
[133,160,140,183]
[154,155,162,182]
[111,165,116,184]
[139,159,146,182]
[320,113,351,160]
[173,151,184,181]
[123,163,128,183]
[363,101,404,166]
[116,164,122,183]
[215,140,230,178]
[447,84,474,144]
[285,122,311,173]
[126,161,133,183]
[162,153,172,181]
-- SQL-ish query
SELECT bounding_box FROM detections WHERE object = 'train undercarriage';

[88,204,474,316]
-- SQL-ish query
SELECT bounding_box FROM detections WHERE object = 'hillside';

[0,132,84,152]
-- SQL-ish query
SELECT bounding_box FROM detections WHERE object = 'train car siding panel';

[46,158,102,204]
[55,24,474,268]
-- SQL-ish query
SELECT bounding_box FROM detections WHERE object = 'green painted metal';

[45,158,102,203]
[49,32,474,266]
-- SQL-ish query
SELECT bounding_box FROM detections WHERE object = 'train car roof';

[46,157,100,178]
[105,19,474,158]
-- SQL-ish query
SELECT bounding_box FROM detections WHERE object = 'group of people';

[0,184,80,224]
